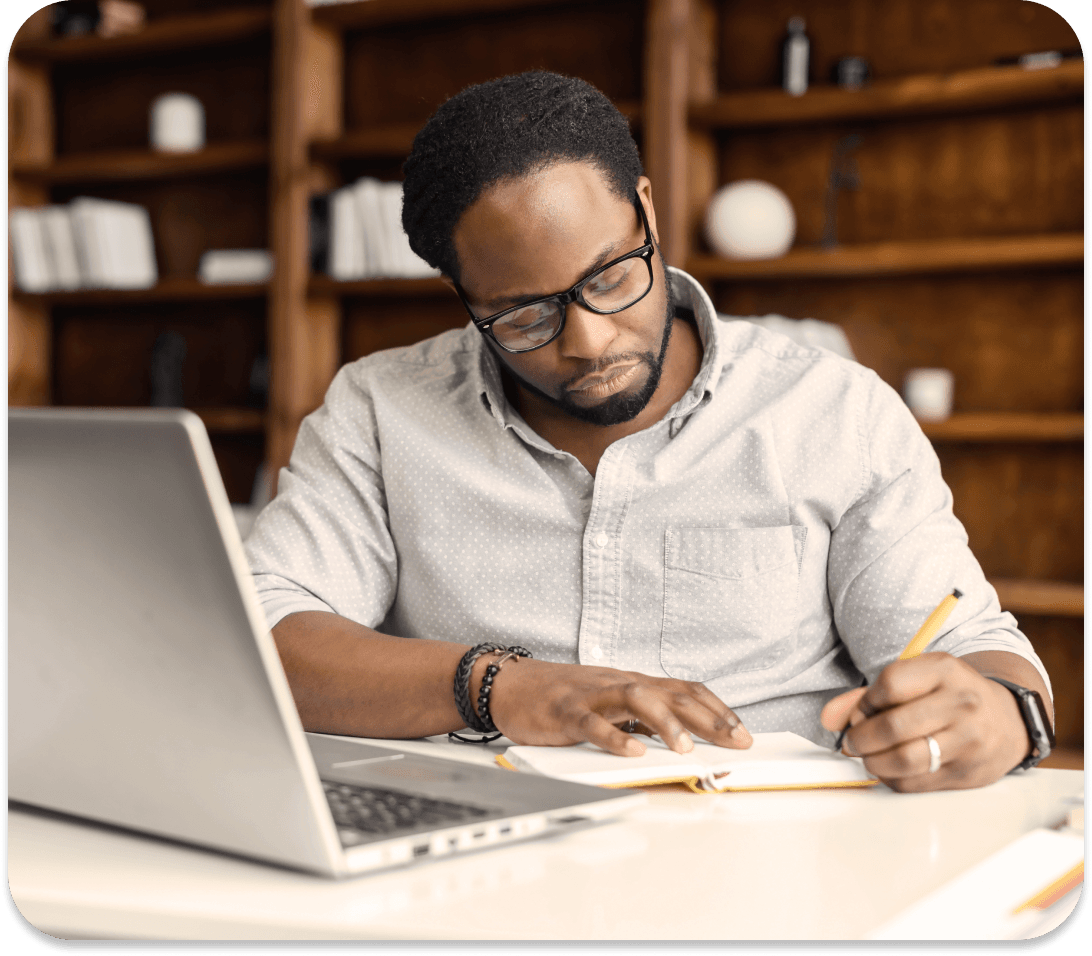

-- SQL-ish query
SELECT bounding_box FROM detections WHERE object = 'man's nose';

[557,301,618,360]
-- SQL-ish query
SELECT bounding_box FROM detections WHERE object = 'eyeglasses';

[453,196,656,354]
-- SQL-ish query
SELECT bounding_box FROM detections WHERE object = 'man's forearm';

[959,649,1054,726]
[272,611,474,738]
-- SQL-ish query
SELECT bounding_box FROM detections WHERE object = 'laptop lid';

[9,408,641,878]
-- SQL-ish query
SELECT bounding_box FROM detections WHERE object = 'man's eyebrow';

[482,238,625,311]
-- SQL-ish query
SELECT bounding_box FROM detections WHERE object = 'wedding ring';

[624,719,639,734]
[925,735,942,774]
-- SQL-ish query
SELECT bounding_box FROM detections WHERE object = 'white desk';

[8,735,1084,940]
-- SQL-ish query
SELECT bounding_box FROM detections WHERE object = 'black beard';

[500,269,678,428]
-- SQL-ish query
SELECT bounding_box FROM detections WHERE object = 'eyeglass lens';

[491,256,651,352]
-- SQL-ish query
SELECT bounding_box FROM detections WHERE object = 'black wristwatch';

[987,677,1054,771]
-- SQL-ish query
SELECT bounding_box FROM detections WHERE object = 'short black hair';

[401,71,644,280]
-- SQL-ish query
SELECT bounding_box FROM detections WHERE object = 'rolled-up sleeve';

[244,364,399,632]
[827,371,1052,700]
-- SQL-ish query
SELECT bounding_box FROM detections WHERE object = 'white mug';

[150,93,205,152]
[903,368,954,421]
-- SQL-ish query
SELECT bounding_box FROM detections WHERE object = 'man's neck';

[508,314,703,476]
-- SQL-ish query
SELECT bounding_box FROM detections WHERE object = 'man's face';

[451,163,674,427]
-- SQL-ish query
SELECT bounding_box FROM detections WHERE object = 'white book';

[39,206,83,290]
[8,208,55,292]
[352,177,387,277]
[198,249,274,284]
[380,181,409,275]
[69,198,109,287]
[499,731,877,793]
[328,186,362,280]
[102,201,157,289]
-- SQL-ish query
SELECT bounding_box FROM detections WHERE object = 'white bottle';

[782,17,810,97]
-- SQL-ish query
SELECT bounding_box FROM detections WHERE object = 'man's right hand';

[484,657,752,756]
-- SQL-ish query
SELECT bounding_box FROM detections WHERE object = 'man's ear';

[636,175,659,245]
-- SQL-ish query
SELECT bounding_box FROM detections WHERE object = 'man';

[246,72,1052,792]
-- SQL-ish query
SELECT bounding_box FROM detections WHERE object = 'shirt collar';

[472,266,724,434]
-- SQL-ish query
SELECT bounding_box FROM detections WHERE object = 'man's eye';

[586,263,630,295]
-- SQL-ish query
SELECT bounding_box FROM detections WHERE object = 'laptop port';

[413,844,429,858]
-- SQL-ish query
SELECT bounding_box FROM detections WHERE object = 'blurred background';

[7,0,1083,765]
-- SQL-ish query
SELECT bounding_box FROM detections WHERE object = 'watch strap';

[986,676,1054,771]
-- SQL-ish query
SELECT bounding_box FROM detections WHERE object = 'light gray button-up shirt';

[246,268,1049,744]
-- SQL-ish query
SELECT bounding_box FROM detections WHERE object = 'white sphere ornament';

[704,180,796,259]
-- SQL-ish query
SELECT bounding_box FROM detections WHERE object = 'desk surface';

[8,734,1084,940]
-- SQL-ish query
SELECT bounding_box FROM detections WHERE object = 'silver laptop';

[8,408,643,878]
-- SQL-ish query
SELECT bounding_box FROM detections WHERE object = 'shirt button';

[591,646,603,660]
[594,533,609,548]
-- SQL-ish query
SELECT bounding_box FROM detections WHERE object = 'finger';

[859,727,958,781]
[820,687,868,732]
[578,711,648,757]
[682,682,752,745]
[844,688,953,757]
[858,653,953,715]
[620,685,697,754]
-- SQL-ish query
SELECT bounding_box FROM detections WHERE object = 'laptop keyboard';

[323,780,492,845]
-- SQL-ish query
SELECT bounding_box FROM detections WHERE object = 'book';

[198,249,273,284]
[9,208,54,292]
[497,731,877,793]
[39,206,83,290]
[69,197,157,289]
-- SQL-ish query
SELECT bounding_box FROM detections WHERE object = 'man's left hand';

[820,652,1033,792]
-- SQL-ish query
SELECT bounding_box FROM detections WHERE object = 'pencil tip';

[953,588,963,599]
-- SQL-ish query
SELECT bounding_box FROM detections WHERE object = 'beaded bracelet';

[476,646,532,733]
[451,642,533,735]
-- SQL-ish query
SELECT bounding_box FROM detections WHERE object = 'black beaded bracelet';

[452,643,506,733]
[452,642,532,734]
[476,646,532,733]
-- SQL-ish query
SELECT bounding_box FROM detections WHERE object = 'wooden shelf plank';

[687,233,1083,281]
[310,100,639,161]
[920,413,1083,442]
[11,8,272,63]
[11,140,269,184]
[312,0,565,30]
[11,277,269,306]
[990,579,1084,617]
[308,275,448,297]
[691,60,1084,130]
[191,407,266,435]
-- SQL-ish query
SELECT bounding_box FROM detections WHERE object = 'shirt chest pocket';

[660,526,806,681]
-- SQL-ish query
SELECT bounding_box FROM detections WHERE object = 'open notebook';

[498,731,878,793]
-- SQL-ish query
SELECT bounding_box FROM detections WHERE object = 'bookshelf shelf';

[990,578,1084,617]
[308,275,448,297]
[690,60,1084,130]
[11,141,269,185]
[687,233,1083,281]
[311,0,564,29]
[12,277,268,306]
[10,7,273,63]
[920,413,1083,443]
[191,407,266,434]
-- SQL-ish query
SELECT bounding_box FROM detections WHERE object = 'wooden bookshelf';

[310,0,565,29]
[920,413,1083,443]
[191,407,267,434]
[690,60,1084,130]
[308,276,449,297]
[11,7,273,63]
[310,100,641,161]
[991,579,1084,618]
[11,141,269,185]
[687,234,1083,281]
[11,277,269,306]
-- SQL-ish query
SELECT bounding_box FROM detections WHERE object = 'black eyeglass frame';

[452,195,656,354]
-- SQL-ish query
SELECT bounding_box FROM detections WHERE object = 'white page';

[505,732,873,790]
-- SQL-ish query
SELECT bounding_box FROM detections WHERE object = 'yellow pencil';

[897,588,963,660]
[834,588,962,751]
